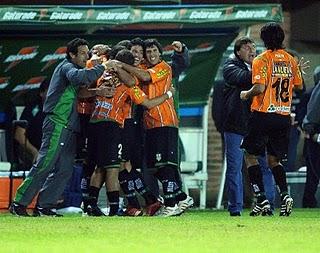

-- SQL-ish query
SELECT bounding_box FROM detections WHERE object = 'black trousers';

[302,138,320,207]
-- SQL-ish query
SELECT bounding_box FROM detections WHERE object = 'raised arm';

[170,41,190,78]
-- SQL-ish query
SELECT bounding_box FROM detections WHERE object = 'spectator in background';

[300,66,320,208]
[222,36,275,216]
[0,91,17,163]
[14,80,49,169]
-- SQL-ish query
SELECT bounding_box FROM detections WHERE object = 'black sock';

[130,169,157,205]
[248,165,265,195]
[175,190,188,202]
[88,186,100,206]
[81,161,95,196]
[156,166,177,207]
[81,176,91,198]
[174,167,183,189]
[107,191,119,216]
[271,164,288,194]
[173,174,187,201]
[118,170,140,209]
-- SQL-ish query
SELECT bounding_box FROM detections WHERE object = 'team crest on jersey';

[132,86,141,99]
[272,62,293,78]
[259,65,267,78]
[156,69,168,78]
[156,153,162,161]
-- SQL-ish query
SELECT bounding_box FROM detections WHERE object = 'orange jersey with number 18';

[251,49,303,115]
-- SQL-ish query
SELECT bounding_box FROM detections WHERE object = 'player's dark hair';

[130,37,145,50]
[116,40,133,50]
[144,38,163,58]
[115,49,135,66]
[66,38,89,60]
[260,22,285,51]
[108,45,126,60]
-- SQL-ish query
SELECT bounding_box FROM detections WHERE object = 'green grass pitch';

[1,209,320,253]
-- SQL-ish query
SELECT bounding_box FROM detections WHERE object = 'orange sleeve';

[128,86,146,105]
[252,56,268,85]
[147,61,171,84]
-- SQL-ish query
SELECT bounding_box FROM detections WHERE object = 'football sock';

[271,164,288,194]
[156,166,177,207]
[175,190,188,202]
[81,161,95,198]
[80,177,91,198]
[88,186,100,206]
[118,170,140,209]
[248,164,265,196]
[174,167,183,189]
[107,191,119,216]
[130,169,157,205]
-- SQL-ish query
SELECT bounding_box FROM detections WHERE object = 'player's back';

[251,49,302,115]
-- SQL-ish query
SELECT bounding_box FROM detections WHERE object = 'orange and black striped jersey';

[90,75,146,126]
[143,60,178,129]
[251,49,303,115]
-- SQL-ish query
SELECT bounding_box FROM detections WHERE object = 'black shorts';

[121,118,143,169]
[87,121,122,168]
[145,126,178,169]
[241,111,290,159]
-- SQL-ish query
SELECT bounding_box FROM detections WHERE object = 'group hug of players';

[76,37,194,217]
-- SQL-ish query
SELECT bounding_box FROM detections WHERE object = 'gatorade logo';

[4,46,39,72]
[0,77,10,90]
[41,46,67,72]
[12,76,46,92]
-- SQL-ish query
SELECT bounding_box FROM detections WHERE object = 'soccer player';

[10,38,113,217]
[118,38,163,216]
[77,44,110,213]
[118,38,191,216]
[240,23,303,216]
